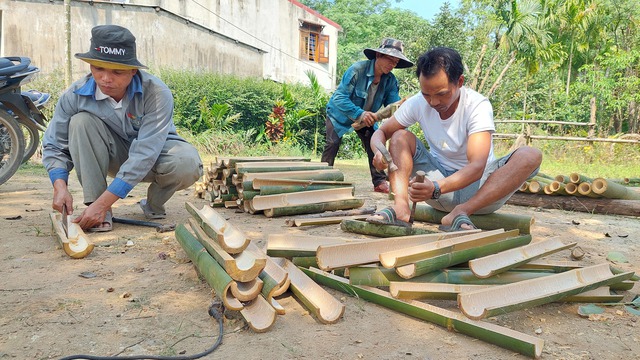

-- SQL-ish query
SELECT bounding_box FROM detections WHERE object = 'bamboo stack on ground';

[517,172,640,199]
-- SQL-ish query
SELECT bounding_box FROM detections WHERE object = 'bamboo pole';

[577,182,601,198]
[302,267,544,359]
[252,187,355,211]
[506,193,640,217]
[263,198,365,218]
[554,175,570,184]
[340,219,437,238]
[413,205,534,234]
[549,181,569,195]
[259,184,354,195]
[564,182,579,195]
[591,178,640,200]
[174,224,243,311]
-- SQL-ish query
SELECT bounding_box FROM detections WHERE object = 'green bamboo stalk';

[564,182,579,195]
[302,267,544,359]
[239,190,260,201]
[340,219,436,237]
[291,256,318,268]
[236,164,333,175]
[577,182,601,198]
[554,174,570,184]
[549,181,569,195]
[591,178,640,200]
[174,224,243,311]
[535,172,555,181]
[263,198,365,217]
[225,156,310,167]
[413,205,534,234]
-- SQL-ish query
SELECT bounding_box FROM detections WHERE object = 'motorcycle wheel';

[0,112,25,185]
[19,119,40,163]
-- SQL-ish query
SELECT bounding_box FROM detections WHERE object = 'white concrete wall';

[0,0,339,90]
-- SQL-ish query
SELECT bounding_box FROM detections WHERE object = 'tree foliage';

[300,0,640,136]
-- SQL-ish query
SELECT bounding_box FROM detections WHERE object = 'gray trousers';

[68,112,203,213]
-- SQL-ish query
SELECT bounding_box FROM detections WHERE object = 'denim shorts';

[412,140,538,214]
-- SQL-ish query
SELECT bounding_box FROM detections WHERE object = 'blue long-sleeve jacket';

[42,71,185,199]
[326,59,401,138]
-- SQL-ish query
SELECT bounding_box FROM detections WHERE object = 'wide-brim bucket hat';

[363,38,414,69]
[75,25,147,70]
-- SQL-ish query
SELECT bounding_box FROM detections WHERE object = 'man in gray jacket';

[42,25,202,232]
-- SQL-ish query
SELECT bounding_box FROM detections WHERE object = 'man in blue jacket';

[321,38,413,193]
[42,25,202,232]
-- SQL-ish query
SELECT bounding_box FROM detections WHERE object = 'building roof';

[288,0,343,31]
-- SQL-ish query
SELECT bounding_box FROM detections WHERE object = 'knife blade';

[61,204,69,237]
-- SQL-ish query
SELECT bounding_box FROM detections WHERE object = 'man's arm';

[436,131,492,195]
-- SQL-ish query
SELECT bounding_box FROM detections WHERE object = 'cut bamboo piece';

[290,215,369,227]
[240,294,277,333]
[235,161,331,175]
[569,172,593,184]
[272,278,291,297]
[564,182,579,195]
[390,282,491,300]
[274,258,345,324]
[458,263,634,320]
[561,287,623,303]
[469,238,577,278]
[413,205,534,234]
[270,298,286,315]
[592,177,640,200]
[302,267,544,359]
[174,224,243,311]
[221,156,310,167]
[252,187,354,211]
[316,230,480,271]
[555,174,570,184]
[188,218,266,282]
[549,181,569,195]
[267,233,361,258]
[50,213,94,259]
[185,202,250,254]
[252,178,352,190]
[577,182,600,198]
[340,219,437,237]
[380,229,515,269]
[230,278,263,302]
[395,234,532,279]
[517,260,582,272]
[240,169,345,185]
[253,245,289,302]
[263,198,365,218]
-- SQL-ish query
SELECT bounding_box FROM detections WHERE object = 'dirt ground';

[0,161,639,360]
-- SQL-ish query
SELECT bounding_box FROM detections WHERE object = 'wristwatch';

[431,181,441,199]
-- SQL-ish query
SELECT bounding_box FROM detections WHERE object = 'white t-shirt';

[394,86,495,171]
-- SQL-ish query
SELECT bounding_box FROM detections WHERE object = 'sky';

[392,0,461,21]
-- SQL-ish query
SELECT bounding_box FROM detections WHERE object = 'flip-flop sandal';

[139,199,166,220]
[87,211,113,233]
[438,214,477,232]
[365,207,411,228]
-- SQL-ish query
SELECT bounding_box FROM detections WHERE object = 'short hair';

[415,47,464,84]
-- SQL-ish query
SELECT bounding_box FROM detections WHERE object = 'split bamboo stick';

[185,202,250,254]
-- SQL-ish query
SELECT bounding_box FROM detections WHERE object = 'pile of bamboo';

[174,202,345,332]
[519,172,640,200]
[266,222,638,358]
[193,156,364,217]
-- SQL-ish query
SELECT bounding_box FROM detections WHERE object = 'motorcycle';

[0,56,50,185]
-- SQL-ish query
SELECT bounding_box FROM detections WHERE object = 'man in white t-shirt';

[367,47,542,230]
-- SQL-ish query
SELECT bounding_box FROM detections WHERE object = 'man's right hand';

[359,111,378,127]
[52,179,73,215]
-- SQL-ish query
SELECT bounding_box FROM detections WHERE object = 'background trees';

[300,0,640,137]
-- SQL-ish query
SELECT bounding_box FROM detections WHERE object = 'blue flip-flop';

[438,214,477,232]
[365,207,411,228]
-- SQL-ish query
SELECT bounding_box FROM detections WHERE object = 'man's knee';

[68,112,101,136]
[512,146,543,169]
[388,129,416,151]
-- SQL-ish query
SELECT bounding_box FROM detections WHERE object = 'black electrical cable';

[59,303,224,360]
